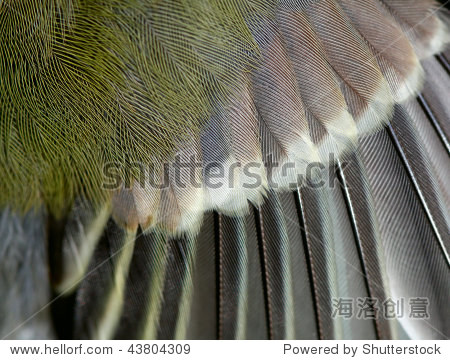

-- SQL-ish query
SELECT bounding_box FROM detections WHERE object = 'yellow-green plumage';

[0,0,275,215]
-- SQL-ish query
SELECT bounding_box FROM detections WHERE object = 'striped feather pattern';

[109,0,448,235]
[1,0,449,341]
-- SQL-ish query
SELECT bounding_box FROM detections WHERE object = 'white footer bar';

[1,340,448,359]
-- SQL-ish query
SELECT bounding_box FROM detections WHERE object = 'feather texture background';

[0,0,449,340]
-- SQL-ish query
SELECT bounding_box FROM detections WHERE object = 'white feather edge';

[415,14,450,59]
[119,4,449,237]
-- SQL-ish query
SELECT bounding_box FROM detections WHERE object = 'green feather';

[0,0,275,215]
